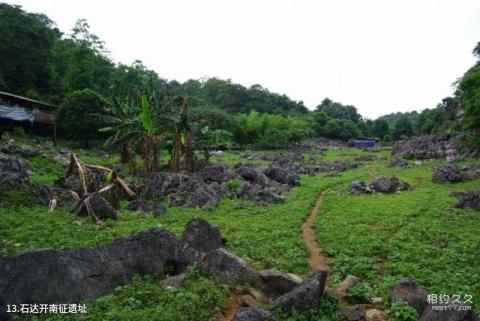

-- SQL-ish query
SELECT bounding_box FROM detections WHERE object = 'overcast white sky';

[5,0,480,118]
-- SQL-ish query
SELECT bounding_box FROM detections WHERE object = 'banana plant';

[100,93,169,173]
[199,126,232,161]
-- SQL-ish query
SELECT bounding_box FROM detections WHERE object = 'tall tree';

[372,119,390,139]
[393,115,414,140]
[316,98,362,123]
[0,4,60,99]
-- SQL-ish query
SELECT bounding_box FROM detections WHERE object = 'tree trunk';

[184,131,194,172]
[170,130,181,173]
[120,141,131,164]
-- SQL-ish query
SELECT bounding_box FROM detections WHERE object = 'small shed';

[0,91,56,139]
[350,137,379,148]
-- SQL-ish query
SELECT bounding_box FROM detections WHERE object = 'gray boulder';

[0,143,40,157]
[0,153,30,192]
[127,200,167,217]
[141,172,227,209]
[263,165,299,186]
[389,157,408,168]
[370,176,401,193]
[73,194,119,220]
[182,217,225,252]
[349,181,370,194]
[199,249,260,285]
[337,305,366,321]
[236,182,285,204]
[433,164,464,184]
[232,307,277,321]
[236,164,259,181]
[272,269,328,311]
[390,278,428,315]
[451,190,480,211]
[197,164,233,183]
[462,164,480,181]
[259,269,302,299]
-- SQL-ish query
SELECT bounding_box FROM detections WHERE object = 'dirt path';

[301,193,330,272]
[220,192,330,320]
[218,291,243,321]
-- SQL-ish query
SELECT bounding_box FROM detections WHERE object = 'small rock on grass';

[164,273,186,288]
[334,275,360,299]
[232,307,277,321]
[365,308,386,321]
[371,297,383,305]
[390,278,428,315]
[337,305,366,321]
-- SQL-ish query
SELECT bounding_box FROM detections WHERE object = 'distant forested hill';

[0,3,478,148]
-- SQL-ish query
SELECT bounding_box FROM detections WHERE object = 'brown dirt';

[218,291,244,321]
[219,192,331,320]
[301,193,330,272]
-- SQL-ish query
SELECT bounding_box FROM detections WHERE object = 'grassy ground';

[1,139,479,320]
[313,149,480,311]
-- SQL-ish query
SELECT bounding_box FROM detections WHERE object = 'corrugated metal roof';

[0,104,36,122]
[0,91,55,109]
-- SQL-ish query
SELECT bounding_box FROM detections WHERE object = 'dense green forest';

[0,3,479,149]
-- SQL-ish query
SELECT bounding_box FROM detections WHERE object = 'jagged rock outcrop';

[127,199,167,217]
[433,163,480,184]
[390,278,428,315]
[262,165,299,186]
[451,190,480,211]
[259,269,302,299]
[73,194,119,220]
[141,172,227,209]
[182,217,225,252]
[349,181,372,195]
[392,134,477,160]
[197,164,234,183]
[349,176,410,194]
[199,249,261,286]
[271,269,328,311]
[0,143,40,157]
[0,229,189,320]
[337,305,366,321]
[0,153,30,192]
[432,163,464,184]
[389,157,408,168]
[370,176,410,193]
[232,307,277,321]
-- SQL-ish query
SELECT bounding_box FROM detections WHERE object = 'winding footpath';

[301,192,330,272]
[219,192,330,320]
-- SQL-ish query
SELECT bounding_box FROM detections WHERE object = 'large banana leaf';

[139,96,153,134]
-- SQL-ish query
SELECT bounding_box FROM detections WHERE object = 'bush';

[56,89,110,146]
[227,178,242,191]
[11,126,27,138]
[388,300,420,321]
